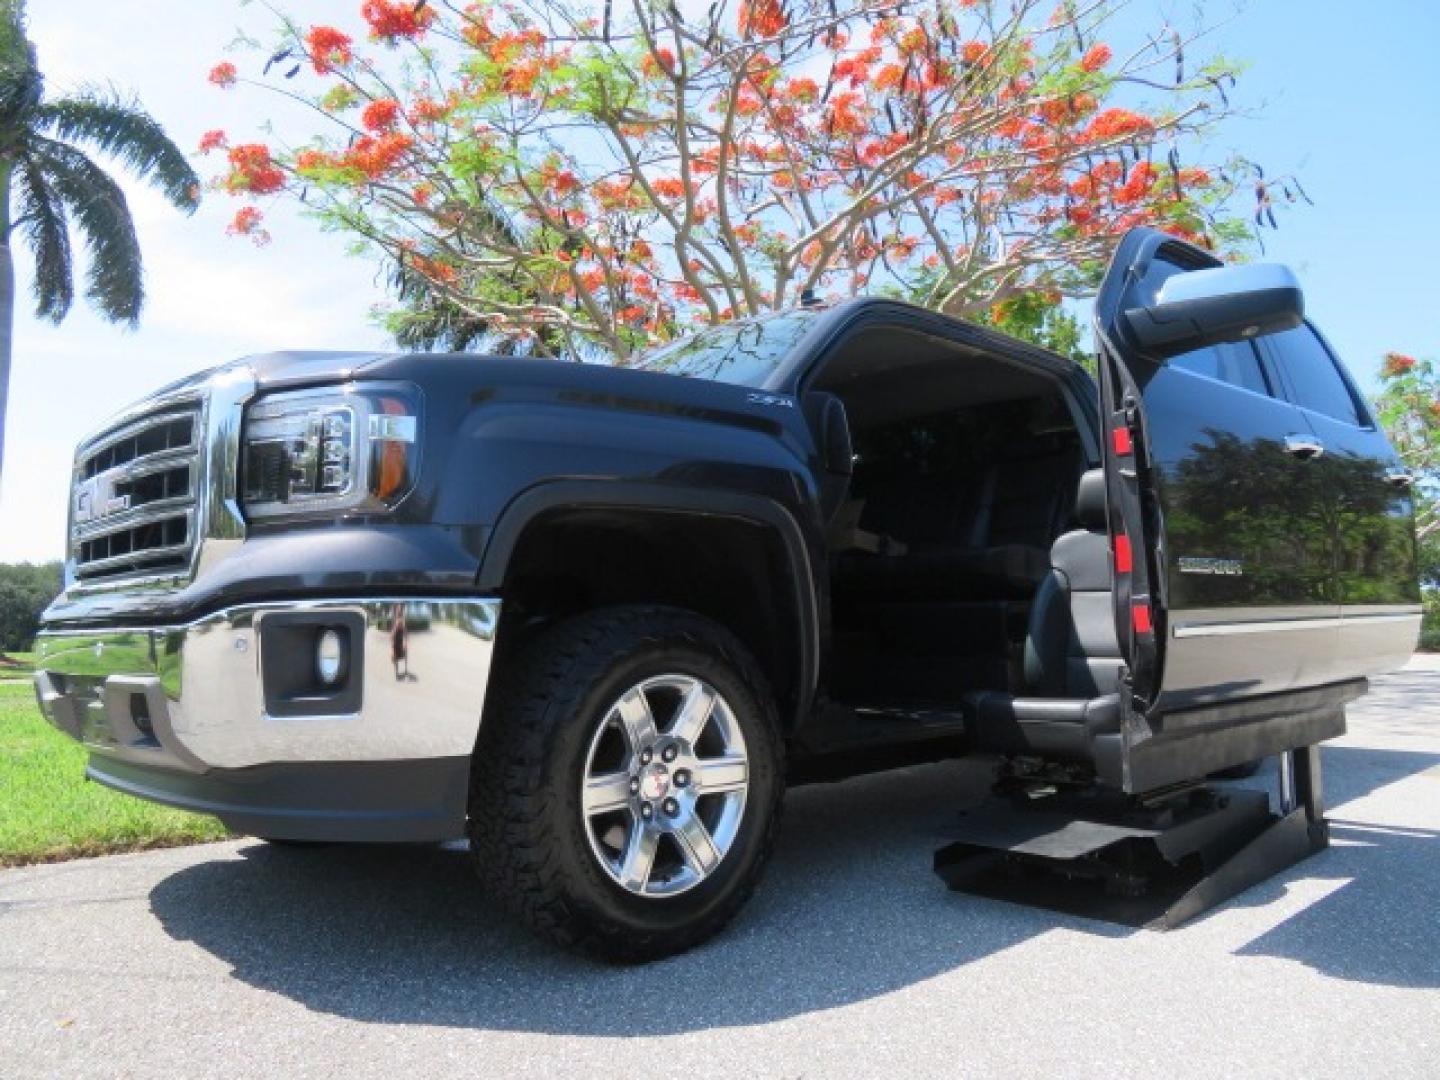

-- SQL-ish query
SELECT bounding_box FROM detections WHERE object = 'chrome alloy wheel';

[581,674,750,898]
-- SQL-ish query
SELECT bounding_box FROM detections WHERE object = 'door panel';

[1093,227,1359,792]
[1136,361,1344,707]
[1259,324,1423,673]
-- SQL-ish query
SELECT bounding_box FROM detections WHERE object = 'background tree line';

[0,560,59,653]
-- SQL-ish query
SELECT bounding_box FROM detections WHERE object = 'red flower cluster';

[198,129,228,154]
[833,46,881,87]
[208,62,237,88]
[225,143,285,195]
[1085,108,1154,142]
[1114,161,1158,204]
[410,254,459,285]
[341,132,414,179]
[786,76,819,103]
[362,99,402,131]
[227,206,269,244]
[1038,92,1097,126]
[294,148,333,174]
[825,91,867,137]
[1383,352,1417,378]
[502,58,546,95]
[306,26,354,74]
[857,131,910,166]
[409,97,450,124]
[545,168,581,197]
[1080,44,1112,72]
[738,0,788,39]
[641,47,677,78]
[362,0,437,41]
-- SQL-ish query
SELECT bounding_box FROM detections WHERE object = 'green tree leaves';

[0,560,60,651]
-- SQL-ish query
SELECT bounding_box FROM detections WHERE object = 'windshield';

[634,312,820,387]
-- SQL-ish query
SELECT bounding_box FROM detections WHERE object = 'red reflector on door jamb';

[1132,603,1153,634]
[1112,427,1133,455]
[1114,534,1133,573]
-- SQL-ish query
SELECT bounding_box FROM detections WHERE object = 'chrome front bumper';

[33,597,501,840]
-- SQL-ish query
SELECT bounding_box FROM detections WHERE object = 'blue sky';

[2,0,1437,562]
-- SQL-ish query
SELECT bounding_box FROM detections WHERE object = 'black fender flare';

[476,479,821,729]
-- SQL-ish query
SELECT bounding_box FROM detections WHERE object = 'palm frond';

[0,1,42,130]
[35,88,199,212]
[385,256,494,352]
[30,136,143,324]
[13,151,74,322]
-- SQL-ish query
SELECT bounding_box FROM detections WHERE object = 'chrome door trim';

[1172,611,1422,639]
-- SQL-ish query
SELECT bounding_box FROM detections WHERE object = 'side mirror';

[1121,263,1304,361]
[804,392,854,477]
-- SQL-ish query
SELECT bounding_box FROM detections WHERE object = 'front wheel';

[468,606,784,962]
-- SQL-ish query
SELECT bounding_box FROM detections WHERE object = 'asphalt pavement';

[3,656,1438,1078]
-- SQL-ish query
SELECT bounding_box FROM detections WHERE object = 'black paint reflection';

[1160,427,1417,609]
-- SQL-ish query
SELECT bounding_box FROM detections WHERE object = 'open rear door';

[1093,228,1354,793]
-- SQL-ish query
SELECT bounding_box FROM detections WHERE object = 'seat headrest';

[1075,468,1107,532]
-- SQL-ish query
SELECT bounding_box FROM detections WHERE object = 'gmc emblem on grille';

[73,475,131,525]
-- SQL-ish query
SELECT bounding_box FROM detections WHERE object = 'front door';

[1093,228,1371,791]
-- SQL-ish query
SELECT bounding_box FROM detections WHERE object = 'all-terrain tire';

[467,605,784,962]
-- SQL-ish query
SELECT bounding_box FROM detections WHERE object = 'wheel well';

[494,508,807,729]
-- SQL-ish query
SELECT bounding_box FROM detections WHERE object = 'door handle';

[1384,466,1414,488]
[1283,434,1325,460]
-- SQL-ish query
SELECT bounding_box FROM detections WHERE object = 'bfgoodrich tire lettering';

[467,605,784,961]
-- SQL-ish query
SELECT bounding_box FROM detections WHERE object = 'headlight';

[241,384,421,518]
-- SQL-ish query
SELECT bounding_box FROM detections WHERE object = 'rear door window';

[1264,325,1367,427]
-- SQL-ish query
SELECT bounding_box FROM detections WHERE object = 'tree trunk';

[0,159,12,494]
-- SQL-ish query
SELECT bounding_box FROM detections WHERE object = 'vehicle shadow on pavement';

[147,742,1440,1032]
[147,757,1127,1034]
[1225,744,1440,990]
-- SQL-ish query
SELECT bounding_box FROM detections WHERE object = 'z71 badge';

[1178,556,1244,576]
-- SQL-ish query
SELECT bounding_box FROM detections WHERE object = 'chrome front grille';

[71,402,203,582]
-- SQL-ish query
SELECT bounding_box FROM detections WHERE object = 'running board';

[933,746,1327,929]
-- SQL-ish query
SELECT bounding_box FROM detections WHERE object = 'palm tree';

[0,0,199,484]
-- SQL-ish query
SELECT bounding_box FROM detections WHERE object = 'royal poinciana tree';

[208,0,1295,359]
[1375,352,1439,547]
[1374,351,1440,646]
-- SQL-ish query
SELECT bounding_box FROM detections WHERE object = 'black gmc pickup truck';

[34,228,1420,959]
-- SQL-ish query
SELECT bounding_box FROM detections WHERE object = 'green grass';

[0,683,228,867]
[0,651,36,678]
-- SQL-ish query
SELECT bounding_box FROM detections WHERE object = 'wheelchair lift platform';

[933,747,1328,928]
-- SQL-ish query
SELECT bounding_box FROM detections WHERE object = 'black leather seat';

[963,469,1125,765]
[833,440,1082,602]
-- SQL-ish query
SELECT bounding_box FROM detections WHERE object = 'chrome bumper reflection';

[34,598,500,772]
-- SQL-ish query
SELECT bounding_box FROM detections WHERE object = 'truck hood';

[127,347,787,417]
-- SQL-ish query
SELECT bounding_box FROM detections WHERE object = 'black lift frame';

[934,747,1328,928]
